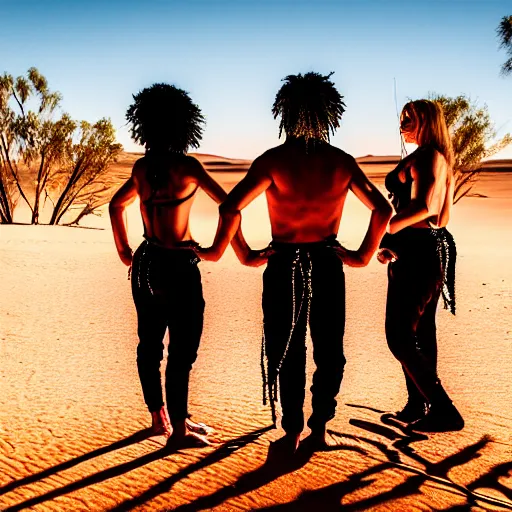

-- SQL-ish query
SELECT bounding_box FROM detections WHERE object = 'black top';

[385,147,432,213]
[142,187,197,208]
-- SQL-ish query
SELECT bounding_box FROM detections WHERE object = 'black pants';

[262,238,346,434]
[383,228,456,404]
[131,241,204,422]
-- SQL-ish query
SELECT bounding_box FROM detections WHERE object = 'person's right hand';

[243,247,275,267]
[377,248,398,264]
[119,247,133,266]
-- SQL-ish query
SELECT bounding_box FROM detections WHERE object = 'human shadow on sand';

[0,427,154,497]
[252,415,512,511]
[2,425,274,512]
[168,439,369,511]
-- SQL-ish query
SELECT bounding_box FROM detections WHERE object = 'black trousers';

[382,228,456,404]
[262,238,346,434]
[131,241,204,422]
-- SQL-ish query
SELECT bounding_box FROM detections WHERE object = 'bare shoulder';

[247,146,282,175]
[131,156,147,179]
[133,156,147,170]
[259,144,286,161]
[184,154,203,166]
[183,154,205,173]
[326,145,361,176]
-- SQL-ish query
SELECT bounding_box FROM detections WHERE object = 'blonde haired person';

[378,99,463,432]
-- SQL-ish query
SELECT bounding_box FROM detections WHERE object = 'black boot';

[409,384,464,432]
[394,369,428,423]
[394,399,428,423]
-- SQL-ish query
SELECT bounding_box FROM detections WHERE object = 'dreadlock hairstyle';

[272,71,346,149]
[126,83,205,155]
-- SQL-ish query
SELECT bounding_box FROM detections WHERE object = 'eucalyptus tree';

[431,94,511,202]
[497,15,512,75]
[0,67,122,224]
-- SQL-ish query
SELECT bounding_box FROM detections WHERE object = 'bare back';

[259,142,357,243]
[133,154,200,247]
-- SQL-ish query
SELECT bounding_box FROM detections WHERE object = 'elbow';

[412,200,430,219]
[387,221,398,235]
[382,202,393,220]
[109,201,123,216]
[108,202,117,217]
[373,201,393,222]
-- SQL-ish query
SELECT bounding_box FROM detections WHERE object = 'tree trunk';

[0,178,13,223]
[49,157,84,225]
[31,153,46,224]
[0,135,33,213]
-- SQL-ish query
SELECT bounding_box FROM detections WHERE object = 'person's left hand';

[194,246,221,262]
[377,248,398,264]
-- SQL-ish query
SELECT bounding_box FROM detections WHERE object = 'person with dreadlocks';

[200,72,392,455]
[377,99,464,432]
[109,83,231,447]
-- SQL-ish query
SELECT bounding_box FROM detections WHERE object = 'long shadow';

[344,420,509,508]
[171,441,369,511]
[345,403,387,414]
[0,428,153,497]
[467,460,512,501]
[256,416,511,511]
[256,469,425,512]
[108,425,274,512]
[4,425,273,512]
[352,417,493,480]
[258,433,509,511]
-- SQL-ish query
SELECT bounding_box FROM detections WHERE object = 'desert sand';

[0,156,511,511]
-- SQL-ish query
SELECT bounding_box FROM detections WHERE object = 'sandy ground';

[1,166,511,511]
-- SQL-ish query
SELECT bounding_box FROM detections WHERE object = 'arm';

[388,151,437,234]
[188,156,227,205]
[109,176,138,266]
[187,157,250,262]
[202,155,273,262]
[344,157,393,266]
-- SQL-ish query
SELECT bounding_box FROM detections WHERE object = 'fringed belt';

[131,239,201,296]
[380,227,456,315]
[261,235,340,425]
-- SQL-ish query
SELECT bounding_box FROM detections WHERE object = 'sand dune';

[111,152,253,175]
[0,165,511,511]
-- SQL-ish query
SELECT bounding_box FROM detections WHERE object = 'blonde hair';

[402,99,454,170]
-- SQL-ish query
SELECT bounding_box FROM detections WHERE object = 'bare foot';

[300,431,330,452]
[166,431,211,450]
[186,418,214,436]
[267,433,301,459]
[150,408,171,437]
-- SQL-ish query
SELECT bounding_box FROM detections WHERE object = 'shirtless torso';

[110,152,227,263]
[215,139,392,267]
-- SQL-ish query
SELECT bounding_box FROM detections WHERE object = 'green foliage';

[0,67,122,224]
[272,71,346,145]
[49,119,122,225]
[126,83,205,153]
[497,15,512,75]
[431,93,512,203]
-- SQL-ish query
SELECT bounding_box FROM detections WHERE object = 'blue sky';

[1,0,511,159]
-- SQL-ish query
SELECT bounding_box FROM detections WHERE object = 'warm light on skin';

[399,110,418,145]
